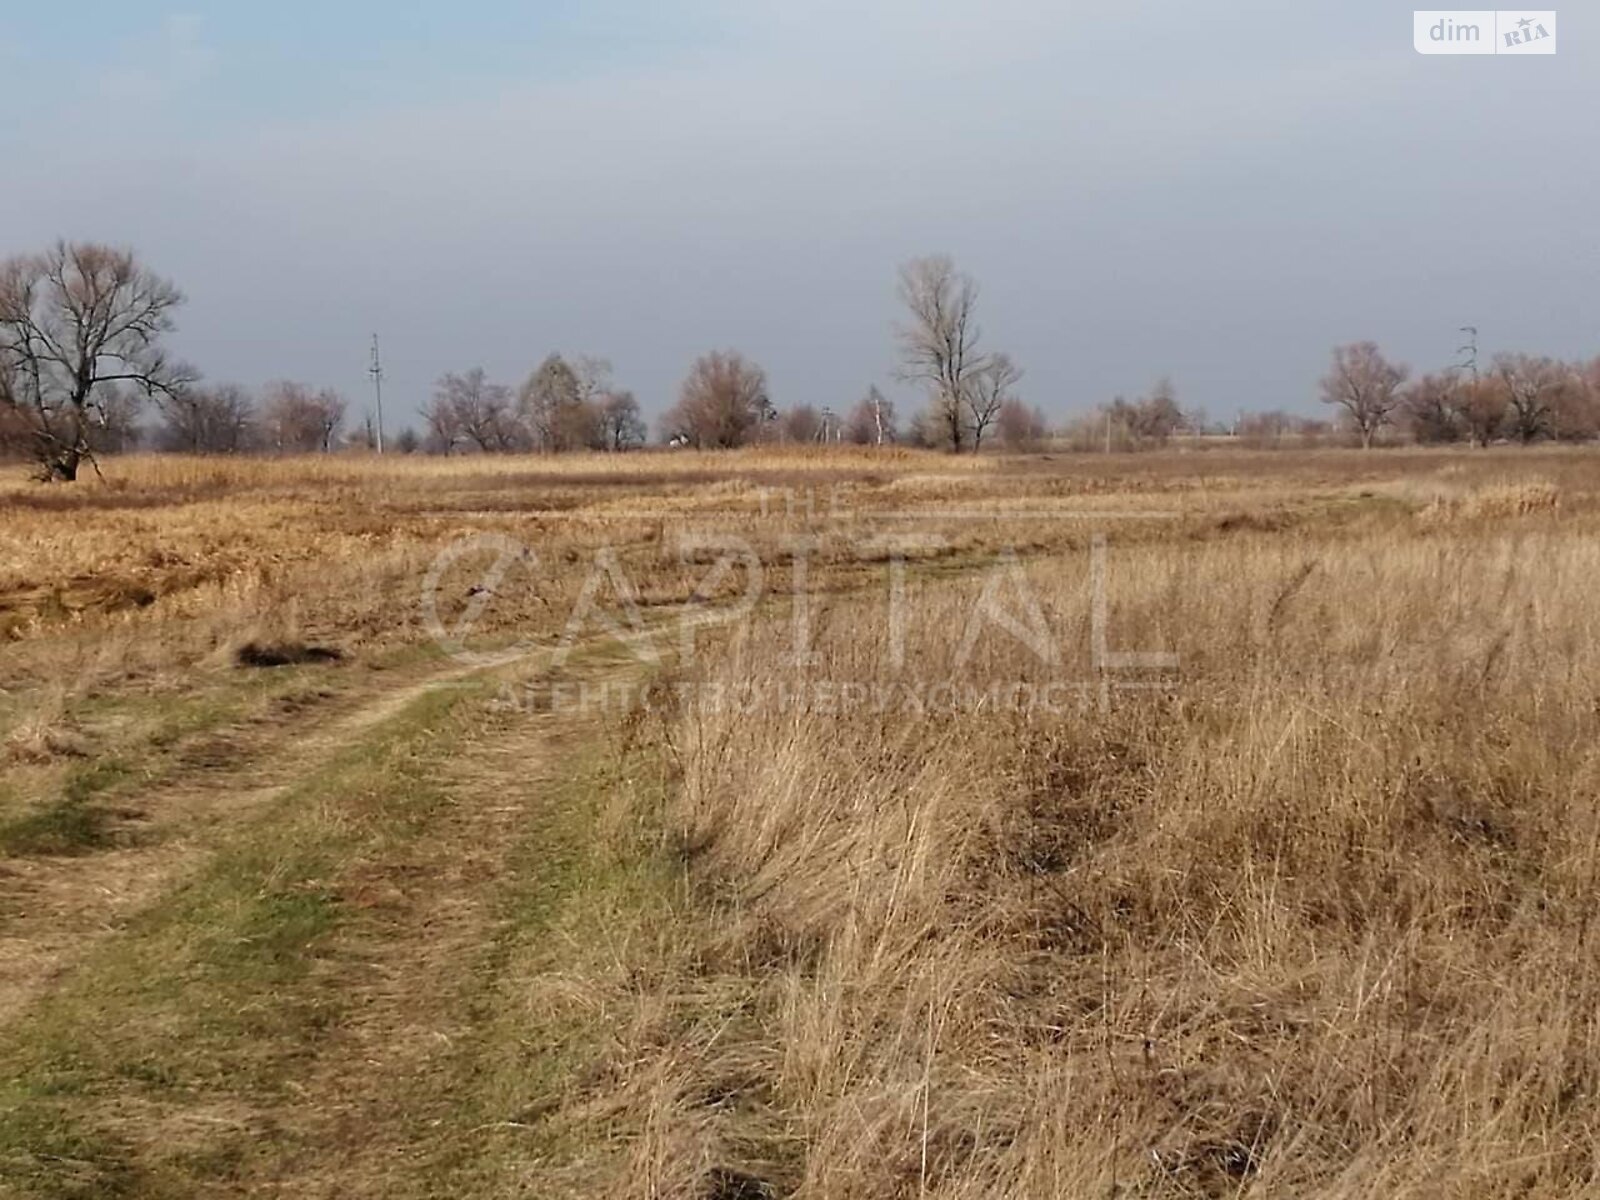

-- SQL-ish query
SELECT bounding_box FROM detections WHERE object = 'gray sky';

[2,2,1594,430]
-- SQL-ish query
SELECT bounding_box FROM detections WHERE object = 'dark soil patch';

[234,643,346,669]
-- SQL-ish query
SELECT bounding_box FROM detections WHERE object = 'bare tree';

[422,390,464,454]
[1576,357,1600,442]
[573,355,613,406]
[1453,378,1505,448]
[0,242,193,479]
[996,399,1048,450]
[782,404,824,444]
[598,390,646,451]
[895,256,988,454]
[1492,353,1568,444]
[261,382,347,454]
[666,351,771,448]
[1401,373,1463,444]
[0,377,34,460]
[1320,342,1408,450]
[1236,410,1293,450]
[1138,378,1184,444]
[345,414,381,453]
[83,383,145,454]
[567,355,618,449]
[1549,360,1600,442]
[520,354,591,452]
[430,369,522,453]
[1102,381,1184,449]
[845,386,897,445]
[965,352,1023,452]
[155,383,257,453]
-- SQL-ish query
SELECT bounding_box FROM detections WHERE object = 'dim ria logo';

[1414,11,1556,54]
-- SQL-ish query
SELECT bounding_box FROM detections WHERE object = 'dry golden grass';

[1418,480,1564,524]
[595,528,1600,1196]
[493,451,1600,1198]
[4,444,1600,1198]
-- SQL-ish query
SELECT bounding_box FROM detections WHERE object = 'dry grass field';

[3,445,1600,1198]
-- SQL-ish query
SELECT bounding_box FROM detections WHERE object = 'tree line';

[1316,342,1600,449]
[3,240,1597,480]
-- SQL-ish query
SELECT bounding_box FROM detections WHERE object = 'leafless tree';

[996,398,1048,450]
[965,352,1023,452]
[520,354,596,452]
[1320,342,1408,449]
[1103,380,1184,449]
[155,383,257,453]
[261,382,347,453]
[895,256,988,453]
[344,414,381,452]
[80,383,144,454]
[567,355,620,449]
[598,390,646,451]
[0,241,193,479]
[845,386,897,445]
[429,369,522,454]
[421,392,464,454]
[903,406,945,450]
[0,371,34,460]
[1549,360,1600,442]
[1236,410,1294,450]
[1455,378,1506,447]
[573,355,613,406]
[1492,353,1568,444]
[1578,358,1600,440]
[1140,378,1184,442]
[666,351,771,448]
[1401,373,1463,444]
[782,404,824,444]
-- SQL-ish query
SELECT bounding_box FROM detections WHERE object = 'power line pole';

[369,334,386,455]
[1457,325,1480,386]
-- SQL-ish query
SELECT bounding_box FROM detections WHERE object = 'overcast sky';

[2,2,1594,429]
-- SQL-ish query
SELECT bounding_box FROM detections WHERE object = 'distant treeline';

[3,241,1597,479]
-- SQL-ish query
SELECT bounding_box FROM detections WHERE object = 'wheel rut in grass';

[0,655,488,1031]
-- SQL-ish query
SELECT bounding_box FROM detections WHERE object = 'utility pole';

[369,334,386,455]
[1457,325,1480,386]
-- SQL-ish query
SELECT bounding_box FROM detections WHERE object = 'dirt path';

[238,664,620,1198]
[0,611,720,1198]
[0,654,491,1028]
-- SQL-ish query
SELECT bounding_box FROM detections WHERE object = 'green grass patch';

[0,798,116,858]
[0,681,480,1198]
[409,735,687,1195]
[0,758,138,858]
[0,1084,139,1200]
[60,757,135,804]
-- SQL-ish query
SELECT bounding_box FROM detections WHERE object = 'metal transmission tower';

[1458,326,1480,386]
[369,335,387,455]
